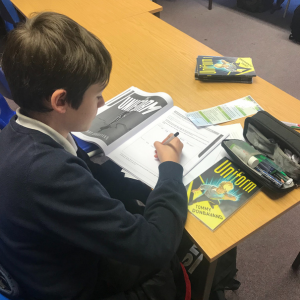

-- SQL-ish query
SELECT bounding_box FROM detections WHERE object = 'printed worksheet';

[109,106,229,188]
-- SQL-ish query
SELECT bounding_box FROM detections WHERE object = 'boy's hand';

[154,133,183,163]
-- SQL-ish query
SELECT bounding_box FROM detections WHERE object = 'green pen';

[274,171,293,185]
[282,121,300,129]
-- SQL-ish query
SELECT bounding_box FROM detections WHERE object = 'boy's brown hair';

[2,12,112,112]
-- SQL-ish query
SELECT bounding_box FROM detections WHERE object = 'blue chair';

[0,93,15,129]
[0,0,20,32]
[0,291,20,300]
[71,134,99,154]
[0,68,12,99]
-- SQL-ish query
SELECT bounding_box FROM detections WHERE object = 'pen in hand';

[162,132,179,145]
[154,132,182,163]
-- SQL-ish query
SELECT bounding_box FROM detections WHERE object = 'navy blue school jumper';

[0,116,187,300]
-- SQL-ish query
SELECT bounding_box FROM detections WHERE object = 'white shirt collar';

[16,108,78,156]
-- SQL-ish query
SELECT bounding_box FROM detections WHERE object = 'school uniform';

[0,110,187,300]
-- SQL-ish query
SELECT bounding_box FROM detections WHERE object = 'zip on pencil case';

[221,111,300,193]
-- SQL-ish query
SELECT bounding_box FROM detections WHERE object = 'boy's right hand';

[154,133,183,164]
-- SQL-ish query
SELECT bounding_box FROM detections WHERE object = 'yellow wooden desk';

[88,13,300,299]
[11,0,162,26]
[10,1,299,297]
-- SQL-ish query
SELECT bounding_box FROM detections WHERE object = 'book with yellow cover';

[195,56,256,83]
[186,157,261,231]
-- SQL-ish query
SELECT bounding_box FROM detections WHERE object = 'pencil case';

[221,111,300,193]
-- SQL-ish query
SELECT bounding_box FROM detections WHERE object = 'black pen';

[162,132,179,145]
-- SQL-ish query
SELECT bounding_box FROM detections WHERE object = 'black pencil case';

[221,111,300,192]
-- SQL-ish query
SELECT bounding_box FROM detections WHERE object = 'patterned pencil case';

[221,111,300,192]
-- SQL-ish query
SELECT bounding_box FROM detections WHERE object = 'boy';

[190,181,237,206]
[0,12,187,300]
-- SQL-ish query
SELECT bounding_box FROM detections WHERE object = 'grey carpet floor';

[156,1,300,299]
[157,0,300,101]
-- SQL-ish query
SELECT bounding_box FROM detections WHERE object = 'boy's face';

[66,83,105,132]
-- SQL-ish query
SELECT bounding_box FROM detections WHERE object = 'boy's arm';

[29,153,187,268]
[77,147,152,206]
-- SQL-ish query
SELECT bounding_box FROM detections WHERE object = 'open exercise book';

[73,87,229,188]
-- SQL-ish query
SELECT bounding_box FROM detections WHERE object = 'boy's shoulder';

[0,117,89,179]
[1,117,63,157]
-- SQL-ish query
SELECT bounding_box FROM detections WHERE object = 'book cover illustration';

[186,157,262,231]
[82,89,168,145]
[196,56,256,77]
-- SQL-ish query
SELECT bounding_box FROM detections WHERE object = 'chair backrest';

[0,0,20,30]
[0,93,15,129]
[0,68,12,99]
[71,134,99,153]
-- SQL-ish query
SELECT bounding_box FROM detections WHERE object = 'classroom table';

[88,13,300,300]
[10,0,162,25]
[10,2,300,299]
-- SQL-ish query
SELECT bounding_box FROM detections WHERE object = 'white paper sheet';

[112,106,229,187]
[121,123,244,185]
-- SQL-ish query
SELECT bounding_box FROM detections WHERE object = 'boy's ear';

[50,89,68,113]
